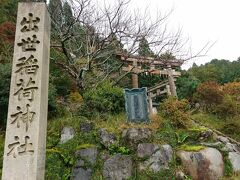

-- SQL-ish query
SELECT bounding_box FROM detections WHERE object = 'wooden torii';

[117,54,183,114]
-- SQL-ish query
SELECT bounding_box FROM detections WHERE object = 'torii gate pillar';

[132,61,139,88]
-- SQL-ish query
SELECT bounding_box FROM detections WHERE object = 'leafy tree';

[176,71,200,100]
[189,63,221,83]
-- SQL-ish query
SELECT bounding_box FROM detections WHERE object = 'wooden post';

[132,61,138,88]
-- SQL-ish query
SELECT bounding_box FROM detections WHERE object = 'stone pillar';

[167,67,177,97]
[2,2,50,180]
[132,61,138,88]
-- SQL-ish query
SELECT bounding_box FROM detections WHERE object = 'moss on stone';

[178,144,205,152]
[76,143,96,150]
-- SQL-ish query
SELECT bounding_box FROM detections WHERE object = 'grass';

[94,112,163,135]
[191,112,240,141]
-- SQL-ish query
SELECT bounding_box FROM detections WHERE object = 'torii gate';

[117,54,183,115]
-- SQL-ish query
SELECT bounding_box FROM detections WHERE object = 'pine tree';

[48,0,62,26]
[63,1,74,27]
[138,37,154,57]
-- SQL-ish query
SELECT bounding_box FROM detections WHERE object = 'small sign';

[124,88,149,123]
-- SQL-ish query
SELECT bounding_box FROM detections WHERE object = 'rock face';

[199,129,213,140]
[72,147,98,180]
[75,147,98,164]
[177,147,224,180]
[216,135,229,143]
[137,143,173,172]
[98,128,117,148]
[228,152,240,172]
[72,168,92,180]
[60,127,75,144]
[122,128,152,147]
[103,154,133,180]
[80,121,94,133]
[223,142,240,152]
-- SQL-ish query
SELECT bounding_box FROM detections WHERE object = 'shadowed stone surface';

[177,147,224,180]
[75,147,98,164]
[73,147,98,180]
[72,168,92,180]
[103,154,133,180]
[80,121,94,133]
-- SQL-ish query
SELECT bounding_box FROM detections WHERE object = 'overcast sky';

[129,0,240,69]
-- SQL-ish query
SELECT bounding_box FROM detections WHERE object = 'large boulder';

[177,147,224,180]
[228,152,240,172]
[103,154,133,180]
[122,128,152,147]
[98,128,117,148]
[60,126,75,144]
[137,143,173,172]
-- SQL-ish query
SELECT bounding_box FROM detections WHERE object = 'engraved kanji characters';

[7,12,41,159]
[7,136,34,158]
[14,77,38,101]
[10,104,36,132]
[15,55,39,75]
[21,13,40,32]
[17,35,40,51]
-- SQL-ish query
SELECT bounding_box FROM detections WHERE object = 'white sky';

[129,0,240,69]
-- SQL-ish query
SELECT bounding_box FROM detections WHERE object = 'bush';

[223,82,240,98]
[193,81,224,112]
[215,95,240,117]
[159,97,191,128]
[219,116,240,141]
[80,81,124,117]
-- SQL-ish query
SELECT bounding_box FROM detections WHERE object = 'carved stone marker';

[2,2,50,180]
[124,88,149,123]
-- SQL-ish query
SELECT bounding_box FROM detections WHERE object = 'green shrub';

[108,144,130,155]
[215,95,240,117]
[80,81,124,117]
[159,97,191,128]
